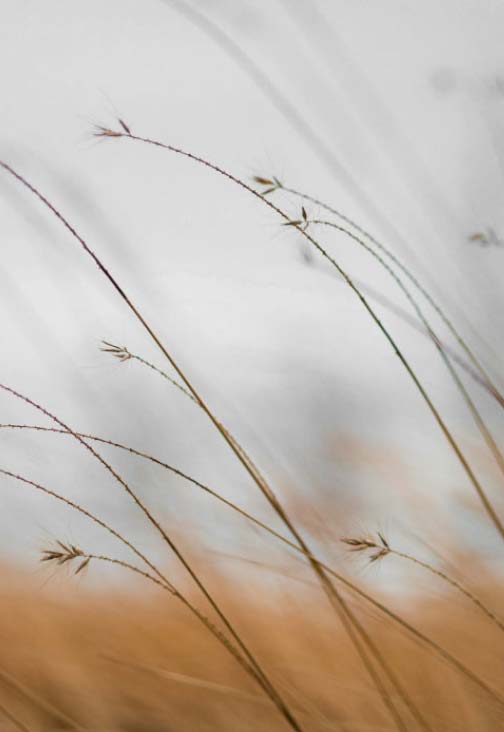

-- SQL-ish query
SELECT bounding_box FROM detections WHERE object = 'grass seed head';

[100,341,132,362]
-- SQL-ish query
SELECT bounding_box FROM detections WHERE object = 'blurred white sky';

[0,0,503,581]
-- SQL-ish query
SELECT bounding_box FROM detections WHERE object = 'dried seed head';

[93,125,123,138]
[100,341,132,362]
[342,535,391,563]
[41,542,90,574]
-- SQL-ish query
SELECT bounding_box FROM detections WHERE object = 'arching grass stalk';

[342,535,504,634]
[0,468,301,731]
[0,386,300,732]
[0,159,418,731]
[92,127,504,545]
[309,218,504,484]
[265,181,504,410]
[3,424,504,711]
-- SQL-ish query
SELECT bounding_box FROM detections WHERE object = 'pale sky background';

[1,0,503,590]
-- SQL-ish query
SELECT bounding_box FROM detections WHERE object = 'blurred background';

[0,0,503,587]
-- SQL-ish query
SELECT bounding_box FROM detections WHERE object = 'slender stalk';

[312,218,504,484]
[0,160,415,728]
[278,185,504,410]
[3,424,504,711]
